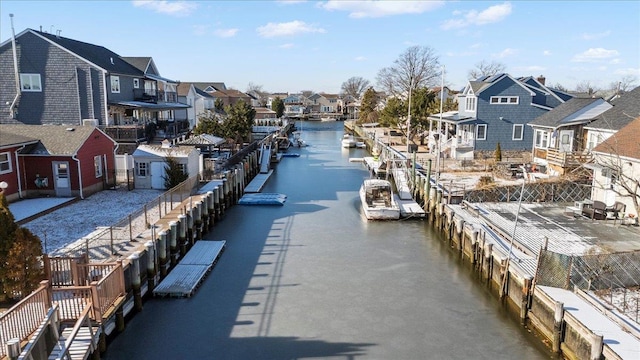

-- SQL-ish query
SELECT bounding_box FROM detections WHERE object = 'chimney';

[537,75,546,85]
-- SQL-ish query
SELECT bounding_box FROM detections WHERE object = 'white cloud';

[132,0,197,16]
[213,28,239,38]
[319,0,444,18]
[354,56,367,61]
[572,48,619,62]
[279,43,294,49]
[469,43,482,49]
[582,30,611,40]
[493,48,517,58]
[609,58,622,65]
[441,2,512,30]
[256,21,326,38]
[192,25,209,36]
[543,50,551,56]
[614,68,640,76]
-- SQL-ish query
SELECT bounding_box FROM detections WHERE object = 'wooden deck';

[153,240,226,297]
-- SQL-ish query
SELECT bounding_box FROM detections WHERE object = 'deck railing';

[546,149,591,168]
[44,254,89,287]
[0,281,52,358]
[57,304,96,360]
[16,304,60,360]
[51,262,125,322]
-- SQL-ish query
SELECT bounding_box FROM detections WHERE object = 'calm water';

[104,121,551,359]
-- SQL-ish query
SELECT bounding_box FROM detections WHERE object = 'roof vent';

[66,127,75,131]
[110,57,114,65]
[161,139,172,148]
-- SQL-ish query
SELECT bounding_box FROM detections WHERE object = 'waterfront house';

[132,140,199,190]
[429,74,572,160]
[0,124,117,201]
[588,116,640,218]
[121,56,190,141]
[176,82,217,129]
[308,93,340,113]
[528,97,612,175]
[0,29,190,154]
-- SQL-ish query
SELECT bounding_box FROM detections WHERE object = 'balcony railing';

[546,148,592,168]
[102,124,147,142]
[133,89,178,103]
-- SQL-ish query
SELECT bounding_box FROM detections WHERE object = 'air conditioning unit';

[82,119,99,127]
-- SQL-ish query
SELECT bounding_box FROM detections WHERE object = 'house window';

[133,78,139,89]
[136,162,147,177]
[179,164,187,174]
[111,76,120,93]
[535,129,549,148]
[512,124,524,140]
[465,96,476,112]
[476,124,487,140]
[490,96,519,104]
[20,74,42,92]
[94,155,103,178]
[0,152,11,174]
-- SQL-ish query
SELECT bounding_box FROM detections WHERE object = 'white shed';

[132,141,200,189]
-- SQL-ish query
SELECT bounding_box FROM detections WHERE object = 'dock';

[152,240,226,298]
[244,170,273,193]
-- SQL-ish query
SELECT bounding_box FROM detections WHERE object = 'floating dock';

[153,240,226,298]
[244,170,273,193]
[238,193,287,206]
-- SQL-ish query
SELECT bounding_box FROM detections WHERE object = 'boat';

[321,117,335,121]
[356,141,366,148]
[239,193,287,206]
[359,179,400,220]
[292,131,307,147]
[276,136,291,151]
[341,134,357,148]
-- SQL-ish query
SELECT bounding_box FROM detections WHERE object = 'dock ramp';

[260,144,271,174]
[153,240,226,298]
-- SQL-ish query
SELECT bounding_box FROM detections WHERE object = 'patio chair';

[582,200,607,220]
[605,201,626,219]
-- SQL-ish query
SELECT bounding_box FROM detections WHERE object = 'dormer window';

[465,96,476,112]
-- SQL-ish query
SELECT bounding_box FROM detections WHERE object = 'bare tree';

[246,82,268,106]
[467,60,506,80]
[376,46,441,98]
[575,80,600,97]
[340,76,370,99]
[609,75,638,95]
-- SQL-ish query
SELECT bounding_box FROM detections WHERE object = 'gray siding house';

[429,74,573,159]
[0,29,189,153]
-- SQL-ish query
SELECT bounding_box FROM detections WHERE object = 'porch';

[534,148,592,173]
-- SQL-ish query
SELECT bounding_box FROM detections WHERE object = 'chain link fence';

[461,180,591,203]
[52,175,199,260]
[536,249,640,322]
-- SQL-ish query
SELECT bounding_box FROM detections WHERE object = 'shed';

[132,141,199,189]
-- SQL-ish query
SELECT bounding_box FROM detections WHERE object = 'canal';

[104,121,553,359]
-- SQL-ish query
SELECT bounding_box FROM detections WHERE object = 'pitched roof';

[133,144,196,158]
[0,131,39,148]
[178,134,225,146]
[0,124,112,155]
[30,29,143,76]
[191,82,227,92]
[586,86,640,131]
[593,116,640,159]
[529,98,610,128]
[121,57,152,73]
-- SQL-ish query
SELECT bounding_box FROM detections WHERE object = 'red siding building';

[0,124,117,202]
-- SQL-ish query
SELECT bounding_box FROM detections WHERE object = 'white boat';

[276,136,291,151]
[359,179,400,220]
[292,131,307,147]
[341,134,357,148]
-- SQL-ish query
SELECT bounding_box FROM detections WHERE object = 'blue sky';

[1,1,639,94]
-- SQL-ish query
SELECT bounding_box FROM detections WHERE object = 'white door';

[559,130,573,153]
[53,161,71,197]
[151,162,166,189]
